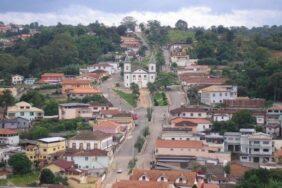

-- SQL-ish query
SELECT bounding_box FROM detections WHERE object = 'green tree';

[175,19,188,31]
[121,16,137,31]
[0,89,15,119]
[8,153,32,174]
[155,72,178,89]
[130,83,140,99]
[231,110,255,128]
[20,90,46,108]
[40,169,56,184]
[44,99,58,116]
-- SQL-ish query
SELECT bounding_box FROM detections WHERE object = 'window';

[190,113,193,117]
[225,93,228,96]
[263,141,269,145]
[170,148,174,151]
[86,143,91,150]
[219,93,222,97]
[79,143,83,149]
[254,141,260,145]
[172,138,175,140]
[43,149,47,152]
[263,149,269,152]
[85,157,88,161]
[30,112,34,116]
[198,113,201,117]
[142,175,146,180]
[254,148,260,152]
[213,93,216,97]
[86,165,89,168]
[72,143,76,148]
[20,112,24,116]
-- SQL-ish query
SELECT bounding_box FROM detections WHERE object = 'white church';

[123,56,156,88]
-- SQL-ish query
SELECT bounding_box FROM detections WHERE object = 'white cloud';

[0,5,281,27]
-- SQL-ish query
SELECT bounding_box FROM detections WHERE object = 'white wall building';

[123,57,156,88]
[68,130,113,151]
[198,85,237,106]
[7,101,44,121]
[0,129,19,145]
[11,74,24,85]
[86,63,115,74]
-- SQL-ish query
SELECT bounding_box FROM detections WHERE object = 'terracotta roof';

[92,69,108,74]
[199,85,236,93]
[101,109,120,116]
[62,79,91,85]
[112,180,170,188]
[41,73,64,77]
[268,104,282,111]
[69,130,112,141]
[95,120,121,129]
[229,162,252,181]
[130,169,197,187]
[179,75,226,85]
[198,183,220,188]
[170,106,209,114]
[155,139,204,149]
[65,149,108,157]
[69,87,101,94]
[51,159,74,170]
[0,129,17,135]
[171,117,211,125]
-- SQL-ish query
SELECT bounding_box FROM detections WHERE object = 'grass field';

[113,89,137,107]
[153,92,168,106]
[0,171,39,186]
[167,29,194,43]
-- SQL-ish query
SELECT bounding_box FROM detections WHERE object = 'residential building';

[0,87,17,97]
[7,101,44,121]
[240,132,273,163]
[129,169,197,188]
[123,56,156,88]
[224,132,241,153]
[112,180,170,188]
[86,63,115,74]
[0,146,22,163]
[61,79,92,94]
[155,139,231,165]
[170,106,210,119]
[24,78,36,85]
[160,127,199,141]
[39,73,65,84]
[68,130,113,150]
[0,117,30,130]
[0,129,19,145]
[120,36,141,51]
[92,120,125,134]
[266,104,282,123]
[179,75,226,88]
[46,159,75,174]
[25,144,39,162]
[11,74,24,85]
[36,137,66,161]
[223,97,265,109]
[266,124,280,138]
[68,87,101,99]
[198,85,238,106]
[64,149,111,175]
[58,103,93,120]
[177,64,210,75]
[170,117,212,133]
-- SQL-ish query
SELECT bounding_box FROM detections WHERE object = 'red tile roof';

[51,159,74,170]
[112,180,169,188]
[62,79,91,85]
[0,129,17,135]
[95,120,121,129]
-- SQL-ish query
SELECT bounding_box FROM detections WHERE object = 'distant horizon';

[0,0,281,28]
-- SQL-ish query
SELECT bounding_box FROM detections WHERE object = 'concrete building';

[7,101,44,121]
[155,139,231,165]
[198,85,237,106]
[86,63,116,74]
[240,132,273,163]
[38,73,64,84]
[0,146,22,163]
[123,56,156,88]
[58,103,93,120]
[68,87,101,99]
[61,79,92,94]
[68,130,113,151]
[11,74,24,85]
[170,117,212,133]
[0,129,19,145]
[24,78,36,85]
[0,117,30,130]
[170,106,210,119]
[64,149,111,175]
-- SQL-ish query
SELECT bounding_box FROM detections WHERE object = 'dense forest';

[0,22,127,80]
[142,21,282,101]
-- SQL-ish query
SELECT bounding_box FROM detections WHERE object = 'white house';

[68,130,113,151]
[65,149,111,175]
[198,85,237,106]
[7,101,44,121]
[0,129,19,145]
[123,56,156,88]
[24,78,36,85]
[86,63,115,74]
[11,74,24,85]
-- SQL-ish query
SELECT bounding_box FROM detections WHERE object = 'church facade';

[123,59,156,88]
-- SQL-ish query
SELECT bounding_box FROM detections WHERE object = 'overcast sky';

[0,0,281,27]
